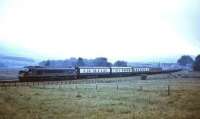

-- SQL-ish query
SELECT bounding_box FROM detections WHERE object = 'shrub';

[193,55,200,71]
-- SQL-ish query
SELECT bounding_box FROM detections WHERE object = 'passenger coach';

[76,67,111,78]
[111,67,132,76]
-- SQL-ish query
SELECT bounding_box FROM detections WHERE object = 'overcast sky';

[0,0,200,62]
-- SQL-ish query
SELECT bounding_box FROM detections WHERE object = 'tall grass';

[0,78,200,119]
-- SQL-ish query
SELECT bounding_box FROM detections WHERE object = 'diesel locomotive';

[18,66,181,82]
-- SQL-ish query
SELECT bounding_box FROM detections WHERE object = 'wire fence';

[0,76,200,87]
[1,77,200,98]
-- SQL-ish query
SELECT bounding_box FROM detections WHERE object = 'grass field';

[0,72,200,119]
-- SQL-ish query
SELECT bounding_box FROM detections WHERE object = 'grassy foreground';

[0,79,200,119]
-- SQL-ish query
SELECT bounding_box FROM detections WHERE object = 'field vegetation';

[0,71,200,119]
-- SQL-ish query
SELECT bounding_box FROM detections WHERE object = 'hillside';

[0,54,36,68]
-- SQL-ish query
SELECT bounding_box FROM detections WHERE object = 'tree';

[114,60,127,67]
[93,57,111,67]
[107,62,112,67]
[177,55,194,66]
[193,55,200,71]
[76,57,85,67]
[44,60,51,67]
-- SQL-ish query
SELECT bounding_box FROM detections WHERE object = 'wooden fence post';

[43,82,45,88]
[168,85,170,96]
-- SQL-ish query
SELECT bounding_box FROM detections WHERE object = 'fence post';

[116,80,119,90]
[59,83,61,88]
[148,96,150,104]
[43,82,45,88]
[168,85,170,96]
[96,84,98,90]
[139,86,143,91]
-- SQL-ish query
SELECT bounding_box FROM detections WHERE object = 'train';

[18,66,182,82]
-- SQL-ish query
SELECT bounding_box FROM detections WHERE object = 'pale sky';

[0,0,200,62]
